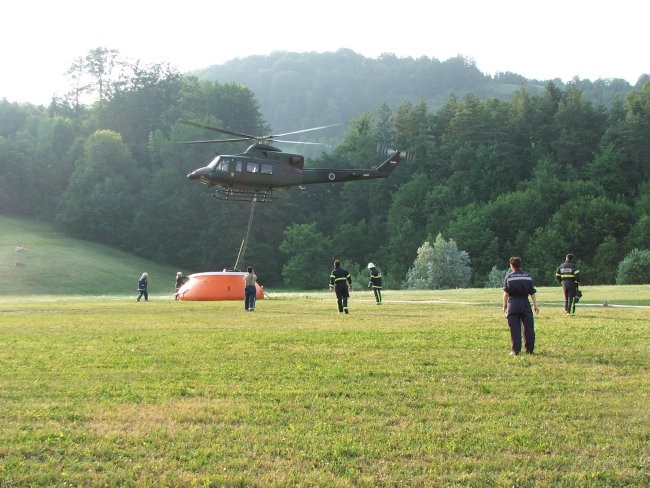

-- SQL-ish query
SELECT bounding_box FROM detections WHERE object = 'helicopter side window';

[246,162,260,173]
[235,161,243,172]
[261,163,273,174]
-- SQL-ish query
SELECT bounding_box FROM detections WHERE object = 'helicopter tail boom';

[298,151,401,186]
[374,151,401,176]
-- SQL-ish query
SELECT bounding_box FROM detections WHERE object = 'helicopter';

[181,121,402,201]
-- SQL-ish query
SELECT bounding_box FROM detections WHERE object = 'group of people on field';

[327,260,383,314]
[133,252,580,357]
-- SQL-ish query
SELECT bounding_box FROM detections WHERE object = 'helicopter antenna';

[234,196,257,271]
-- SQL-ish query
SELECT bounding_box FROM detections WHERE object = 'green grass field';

[1,287,648,487]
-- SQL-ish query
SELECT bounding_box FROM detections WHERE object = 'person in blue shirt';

[502,257,539,355]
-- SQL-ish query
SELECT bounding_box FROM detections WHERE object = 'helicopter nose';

[187,166,210,183]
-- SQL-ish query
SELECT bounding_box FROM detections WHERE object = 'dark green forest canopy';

[1,49,649,288]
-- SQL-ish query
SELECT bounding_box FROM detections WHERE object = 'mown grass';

[0,288,648,487]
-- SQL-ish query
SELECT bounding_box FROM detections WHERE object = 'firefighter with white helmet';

[367,262,383,305]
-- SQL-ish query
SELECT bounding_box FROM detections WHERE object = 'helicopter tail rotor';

[377,144,412,161]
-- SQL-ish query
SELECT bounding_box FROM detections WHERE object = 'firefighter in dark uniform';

[503,257,539,355]
[367,262,383,305]
[329,259,352,314]
[555,253,580,315]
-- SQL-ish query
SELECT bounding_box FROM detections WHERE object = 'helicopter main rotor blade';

[272,139,325,145]
[178,137,251,144]
[179,120,257,140]
[179,120,343,144]
[270,123,343,138]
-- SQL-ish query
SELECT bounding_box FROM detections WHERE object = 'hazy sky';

[2,0,647,105]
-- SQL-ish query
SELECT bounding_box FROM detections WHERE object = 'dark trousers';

[372,287,382,303]
[563,281,577,314]
[245,285,256,310]
[137,290,148,301]
[506,299,535,354]
[335,285,349,312]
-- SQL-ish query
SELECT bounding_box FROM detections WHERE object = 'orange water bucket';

[177,272,264,301]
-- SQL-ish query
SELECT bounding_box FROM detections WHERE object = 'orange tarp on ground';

[177,272,264,301]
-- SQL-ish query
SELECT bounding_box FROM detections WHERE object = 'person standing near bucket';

[244,266,257,311]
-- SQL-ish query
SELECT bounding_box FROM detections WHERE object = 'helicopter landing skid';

[211,186,272,202]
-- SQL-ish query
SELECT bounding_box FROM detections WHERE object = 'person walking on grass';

[367,262,383,305]
[137,272,148,302]
[329,259,352,314]
[555,253,580,315]
[503,257,538,356]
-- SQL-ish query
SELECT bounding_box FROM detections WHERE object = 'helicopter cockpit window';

[261,163,273,174]
[207,156,221,169]
[217,160,230,172]
[246,162,260,173]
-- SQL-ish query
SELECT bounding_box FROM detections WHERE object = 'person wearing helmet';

[329,259,352,314]
[367,263,383,305]
[137,272,149,302]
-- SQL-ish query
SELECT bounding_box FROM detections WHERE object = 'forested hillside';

[1,48,649,289]
[195,49,645,140]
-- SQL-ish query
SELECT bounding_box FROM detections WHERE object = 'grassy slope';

[0,216,181,296]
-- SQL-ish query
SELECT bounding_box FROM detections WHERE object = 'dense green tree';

[279,223,331,289]
[616,249,650,284]
[56,130,142,246]
[589,235,623,284]
[445,204,499,286]
[551,84,608,171]
[384,173,432,280]
[544,196,633,261]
